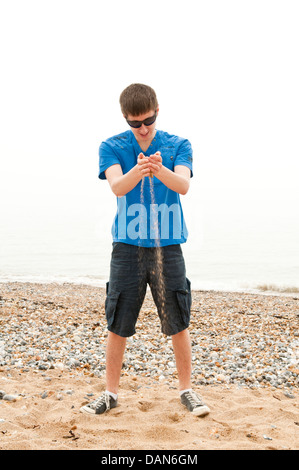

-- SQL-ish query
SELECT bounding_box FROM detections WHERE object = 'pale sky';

[1,0,298,219]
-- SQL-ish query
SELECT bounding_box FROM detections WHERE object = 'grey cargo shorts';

[105,242,192,337]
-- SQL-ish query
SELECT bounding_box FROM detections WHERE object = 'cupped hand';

[148,151,162,176]
[137,153,151,177]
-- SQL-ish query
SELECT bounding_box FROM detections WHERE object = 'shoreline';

[1,278,299,298]
[0,281,298,450]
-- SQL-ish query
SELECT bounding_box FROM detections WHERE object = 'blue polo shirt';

[98,129,193,247]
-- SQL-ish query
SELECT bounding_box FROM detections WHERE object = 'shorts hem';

[107,326,136,338]
[161,324,190,337]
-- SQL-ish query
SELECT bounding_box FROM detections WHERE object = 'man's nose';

[139,124,148,133]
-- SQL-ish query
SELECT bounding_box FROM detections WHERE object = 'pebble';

[2,394,18,402]
[0,282,298,392]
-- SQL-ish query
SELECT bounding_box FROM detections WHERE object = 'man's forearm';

[155,165,190,195]
[110,165,142,197]
[109,162,190,197]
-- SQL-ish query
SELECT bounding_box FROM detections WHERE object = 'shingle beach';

[0,282,298,450]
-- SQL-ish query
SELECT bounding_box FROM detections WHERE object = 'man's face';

[125,108,159,145]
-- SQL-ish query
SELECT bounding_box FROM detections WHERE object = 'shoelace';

[185,390,203,407]
[89,393,111,411]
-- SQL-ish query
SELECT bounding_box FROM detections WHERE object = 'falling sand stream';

[139,167,166,328]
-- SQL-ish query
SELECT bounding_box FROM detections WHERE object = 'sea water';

[0,181,298,295]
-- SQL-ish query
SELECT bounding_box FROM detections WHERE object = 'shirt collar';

[131,129,161,156]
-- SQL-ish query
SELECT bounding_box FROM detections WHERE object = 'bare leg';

[171,328,192,391]
[105,331,127,395]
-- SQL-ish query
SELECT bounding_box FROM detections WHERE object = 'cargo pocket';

[105,282,121,329]
[175,278,192,326]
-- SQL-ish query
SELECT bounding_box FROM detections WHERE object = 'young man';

[80,84,210,417]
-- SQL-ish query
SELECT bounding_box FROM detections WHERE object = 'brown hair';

[119,83,158,117]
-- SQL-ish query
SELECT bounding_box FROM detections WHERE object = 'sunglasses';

[126,111,157,128]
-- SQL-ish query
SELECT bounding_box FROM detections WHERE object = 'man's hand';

[148,151,162,176]
[137,153,152,178]
[137,151,163,178]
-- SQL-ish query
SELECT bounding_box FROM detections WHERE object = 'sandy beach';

[0,282,298,450]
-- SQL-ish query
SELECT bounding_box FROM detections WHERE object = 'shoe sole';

[191,405,210,417]
[80,405,97,415]
[79,403,118,415]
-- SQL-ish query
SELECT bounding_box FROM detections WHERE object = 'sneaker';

[80,392,118,415]
[180,390,210,417]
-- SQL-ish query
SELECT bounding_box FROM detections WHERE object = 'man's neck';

[138,141,151,152]
[135,130,156,153]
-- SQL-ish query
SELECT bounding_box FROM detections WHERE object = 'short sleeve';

[174,139,193,177]
[98,141,121,180]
